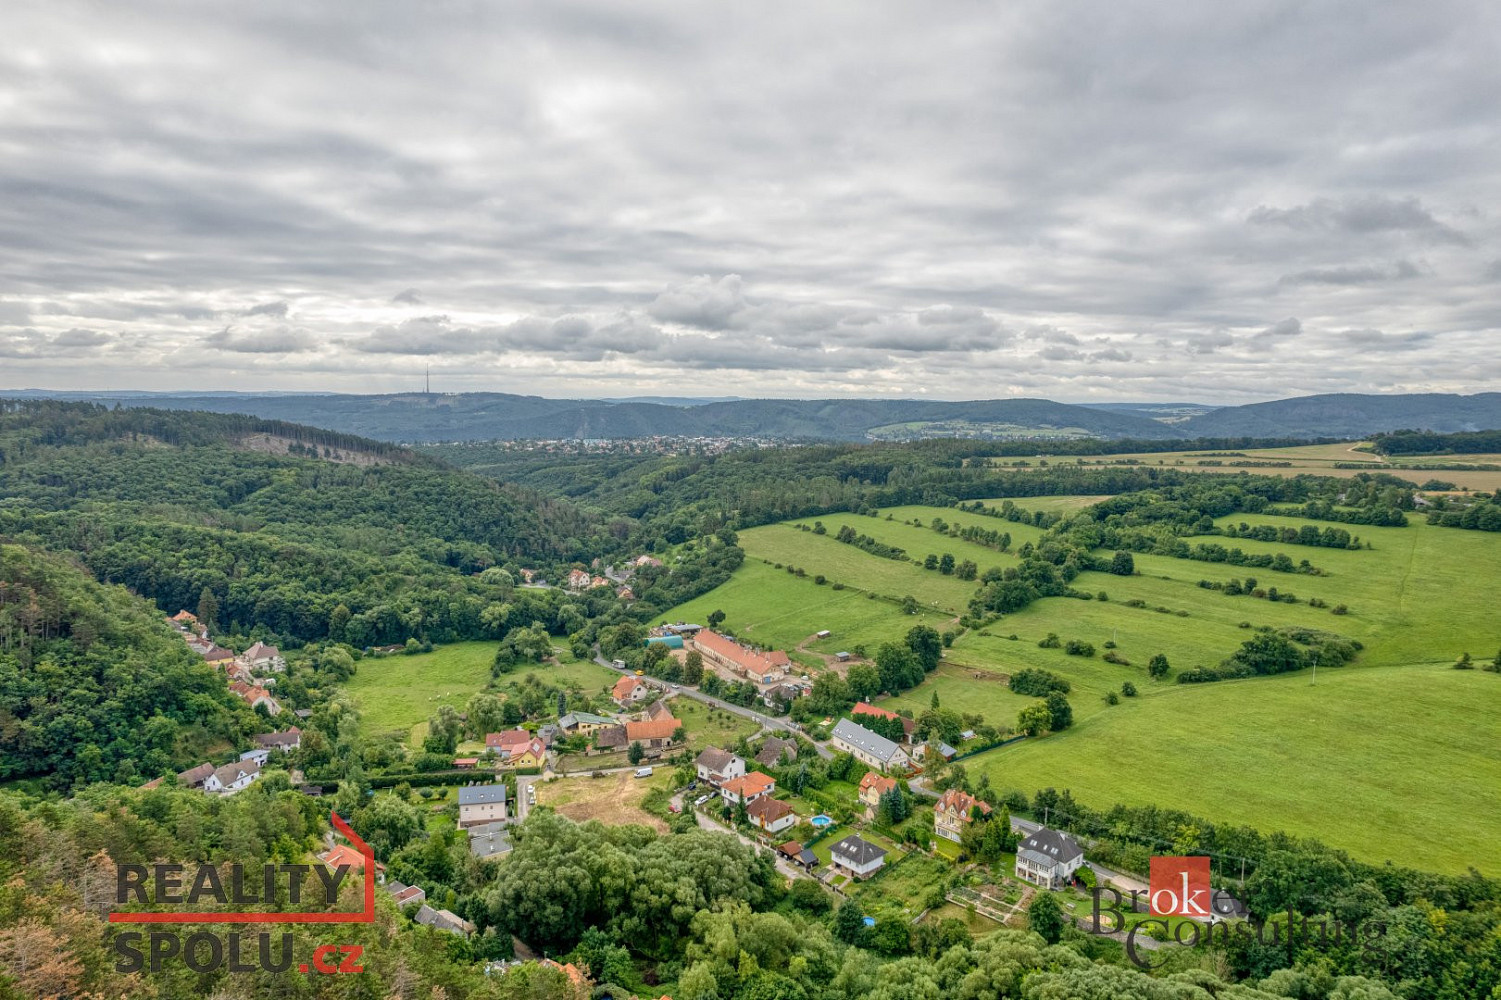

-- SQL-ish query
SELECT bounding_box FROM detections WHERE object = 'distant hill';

[1180,393,1501,439]
[5,389,1500,443]
[2,391,1186,442]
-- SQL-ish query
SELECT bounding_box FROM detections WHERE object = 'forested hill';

[11,389,1501,442]
[7,392,1185,442]
[0,400,619,647]
[0,544,258,787]
[1179,391,1501,439]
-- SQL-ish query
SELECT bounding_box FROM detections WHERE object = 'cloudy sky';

[2,2,1498,401]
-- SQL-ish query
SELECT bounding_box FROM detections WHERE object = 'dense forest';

[0,402,635,647]
[0,544,258,786]
[1368,428,1501,456]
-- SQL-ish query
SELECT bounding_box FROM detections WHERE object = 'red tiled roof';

[320,845,384,872]
[693,630,790,678]
[612,676,644,700]
[485,729,532,749]
[858,772,897,797]
[937,788,992,819]
[625,718,680,742]
[722,772,775,798]
[854,702,914,733]
[747,797,793,823]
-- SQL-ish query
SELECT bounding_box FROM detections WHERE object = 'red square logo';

[1149,856,1212,917]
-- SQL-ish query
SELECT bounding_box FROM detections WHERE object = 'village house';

[829,718,911,772]
[611,675,651,708]
[857,772,898,821]
[747,796,797,835]
[319,844,384,877]
[755,736,797,769]
[1014,828,1085,889]
[690,630,790,687]
[594,725,628,752]
[238,641,286,673]
[386,881,426,908]
[239,747,271,767]
[720,771,776,805]
[200,644,236,666]
[852,702,916,742]
[467,821,513,860]
[566,568,593,591]
[558,711,615,735]
[634,555,663,568]
[615,585,635,601]
[624,717,681,750]
[175,762,216,790]
[829,835,887,879]
[485,728,533,756]
[253,727,302,753]
[536,724,560,748]
[934,788,992,843]
[505,738,547,769]
[457,784,508,828]
[229,680,282,715]
[203,758,260,794]
[415,904,474,936]
[695,747,746,786]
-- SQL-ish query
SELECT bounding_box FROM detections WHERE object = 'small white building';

[695,747,746,786]
[203,759,260,794]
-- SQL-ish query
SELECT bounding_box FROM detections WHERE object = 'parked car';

[693,793,714,807]
[634,767,654,778]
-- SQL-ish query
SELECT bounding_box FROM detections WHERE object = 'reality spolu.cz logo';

[109,813,374,975]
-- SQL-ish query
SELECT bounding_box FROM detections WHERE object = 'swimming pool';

[810,814,833,828]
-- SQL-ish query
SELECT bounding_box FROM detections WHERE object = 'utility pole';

[425,367,430,395]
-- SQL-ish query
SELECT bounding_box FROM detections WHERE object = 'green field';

[346,642,496,742]
[671,696,762,752]
[663,499,1501,871]
[346,641,619,745]
[982,442,1501,492]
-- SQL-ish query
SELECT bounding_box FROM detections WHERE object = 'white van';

[633,767,654,778]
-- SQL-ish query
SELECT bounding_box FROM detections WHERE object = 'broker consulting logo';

[110,812,374,975]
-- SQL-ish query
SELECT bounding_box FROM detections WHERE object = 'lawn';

[970,661,1501,873]
[534,769,675,833]
[661,558,954,657]
[983,444,1501,492]
[345,641,622,747]
[671,696,762,752]
[346,642,496,743]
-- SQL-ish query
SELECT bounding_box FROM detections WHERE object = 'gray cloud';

[0,2,1496,400]
[1259,317,1303,338]
[205,325,318,353]
[1279,261,1421,286]
[1249,196,1470,245]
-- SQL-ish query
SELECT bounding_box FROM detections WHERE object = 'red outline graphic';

[109,812,376,924]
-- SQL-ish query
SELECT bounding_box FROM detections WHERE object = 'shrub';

[1120,681,1137,697]
[1064,640,1095,657]
[1331,604,1349,615]
[1102,651,1129,665]
[1105,691,1120,705]
[1008,668,1071,696]
[1037,633,1062,649]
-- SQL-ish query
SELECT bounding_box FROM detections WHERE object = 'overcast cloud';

[1,2,1497,401]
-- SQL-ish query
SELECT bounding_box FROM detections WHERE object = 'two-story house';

[933,787,992,843]
[1014,828,1085,889]
[457,784,508,828]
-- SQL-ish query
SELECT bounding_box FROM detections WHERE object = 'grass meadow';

[981,442,1501,492]
[664,498,1501,870]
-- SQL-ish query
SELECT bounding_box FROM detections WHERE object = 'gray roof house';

[1014,828,1085,890]
[829,718,911,772]
[457,785,508,807]
[468,821,513,860]
[829,834,887,878]
[415,904,474,936]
